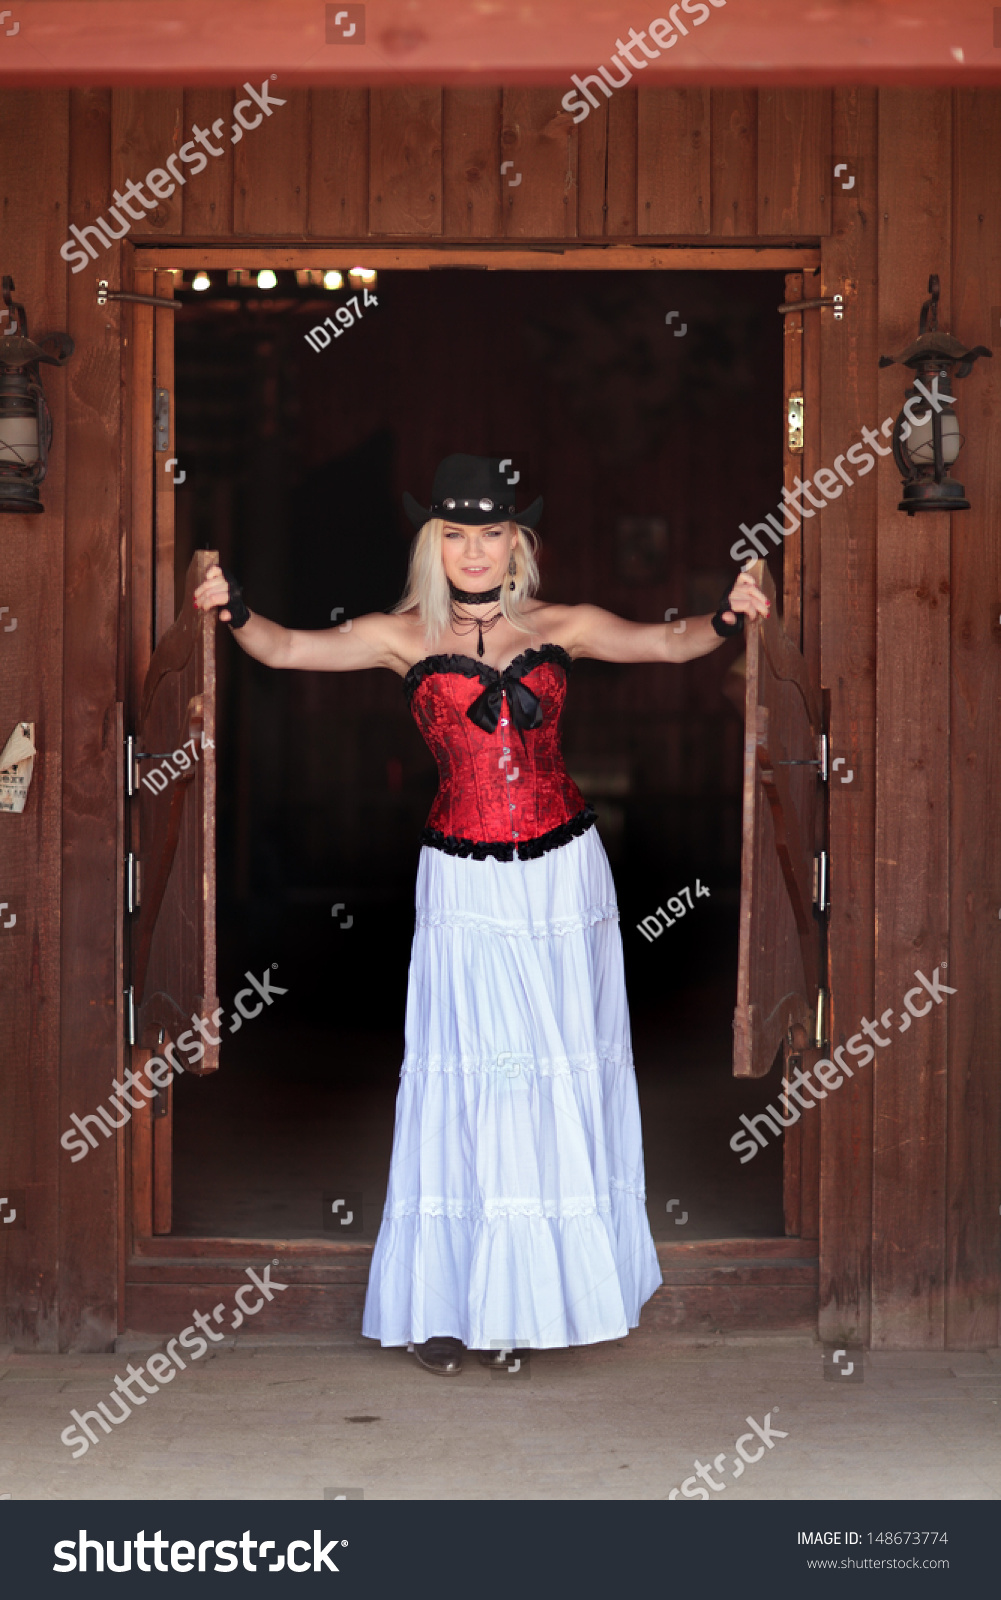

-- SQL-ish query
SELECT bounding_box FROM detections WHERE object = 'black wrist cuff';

[711,581,745,638]
[222,569,251,630]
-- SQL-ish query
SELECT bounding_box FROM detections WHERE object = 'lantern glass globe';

[906,406,962,466]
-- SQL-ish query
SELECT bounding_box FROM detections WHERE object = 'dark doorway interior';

[170,267,788,1245]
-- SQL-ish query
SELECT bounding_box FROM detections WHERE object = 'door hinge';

[787,392,804,453]
[124,732,138,797]
[125,985,137,1047]
[813,850,829,913]
[126,851,140,913]
[155,388,169,452]
[814,987,829,1049]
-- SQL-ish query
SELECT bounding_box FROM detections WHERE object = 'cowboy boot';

[414,1337,464,1376]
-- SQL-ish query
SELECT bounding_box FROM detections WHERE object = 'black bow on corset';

[466,667,544,735]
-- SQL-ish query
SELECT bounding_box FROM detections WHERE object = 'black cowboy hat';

[403,453,543,530]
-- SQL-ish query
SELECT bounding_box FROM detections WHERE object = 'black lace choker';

[447,581,502,606]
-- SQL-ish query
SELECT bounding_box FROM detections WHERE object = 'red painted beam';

[0,0,999,88]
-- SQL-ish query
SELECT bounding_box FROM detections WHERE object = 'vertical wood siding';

[59,87,123,1352]
[0,89,69,1351]
[818,86,879,1347]
[872,89,953,1350]
[947,91,1001,1352]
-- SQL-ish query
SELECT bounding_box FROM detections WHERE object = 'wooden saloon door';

[733,557,826,1231]
[131,550,220,1233]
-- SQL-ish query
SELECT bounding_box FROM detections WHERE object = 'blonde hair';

[393,518,541,642]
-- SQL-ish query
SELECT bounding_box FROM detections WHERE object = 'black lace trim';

[404,644,572,705]
[420,805,597,863]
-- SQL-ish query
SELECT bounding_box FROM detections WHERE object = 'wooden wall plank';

[181,89,234,236]
[758,90,832,237]
[574,89,637,239]
[154,270,176,643]
[606,90,638,238]
[128,266,157,700]
[234,87,310,236]
[58,88,122,1353]
[946,89,1001,1350]
[0,90,69,1351]
[638,89,710,235]
[711,89,757,237]
[576,99,608,238]
[112,89,184,239]
[443,88,502,238]
[369,88,442,236]
[500,88,577,239]
[872,88,952,1349]
[781,271,804,643]
[818,87,879,1348]
[801,272,823,688]
[309,89,369,237]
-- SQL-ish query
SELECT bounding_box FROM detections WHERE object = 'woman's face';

[441,520,517,593]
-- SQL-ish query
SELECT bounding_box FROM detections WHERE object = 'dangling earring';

[508,552,517,592]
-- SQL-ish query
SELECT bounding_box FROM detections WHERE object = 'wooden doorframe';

[122,239,824,1333]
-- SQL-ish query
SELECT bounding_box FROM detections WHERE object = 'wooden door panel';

[734,557,823,1079]
[134,548,219,1073]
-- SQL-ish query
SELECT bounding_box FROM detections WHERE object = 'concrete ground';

[2,1330,999,1501]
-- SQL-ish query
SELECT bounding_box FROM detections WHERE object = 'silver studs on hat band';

[434,498,515,515]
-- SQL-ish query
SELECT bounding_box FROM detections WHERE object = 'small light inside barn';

[0,276,74,516]
[879,274,992,515]
[191,271,211,292]
[323,270,344,291]
[257,269,278,290]
[347,267,377,288]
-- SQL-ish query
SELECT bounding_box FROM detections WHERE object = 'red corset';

[404,645,596,861]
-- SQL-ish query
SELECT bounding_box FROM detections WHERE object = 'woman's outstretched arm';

[192,564,411,673]
[561,568,770,665]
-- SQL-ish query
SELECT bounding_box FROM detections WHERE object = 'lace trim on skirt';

[414,902,618,938]
[400,1044,635,1078]
[385,1182,648,1223]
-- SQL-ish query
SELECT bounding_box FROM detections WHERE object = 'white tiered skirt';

[361,826,663,1350]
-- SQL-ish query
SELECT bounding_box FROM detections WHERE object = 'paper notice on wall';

[0,722,35,813]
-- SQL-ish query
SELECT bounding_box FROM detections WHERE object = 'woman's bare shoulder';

[521,599,585,648]
[375,609,433,674]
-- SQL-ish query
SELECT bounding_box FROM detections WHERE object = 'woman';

[194,453,769,1375]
